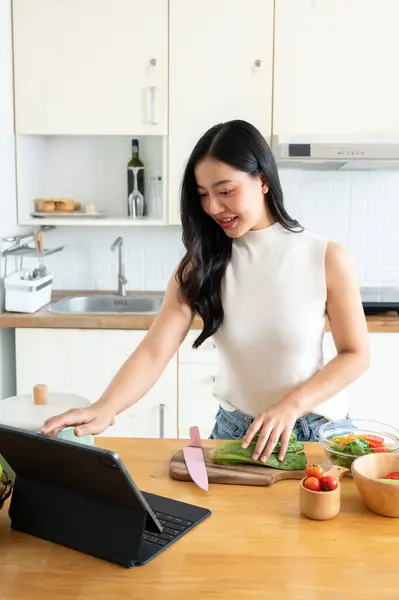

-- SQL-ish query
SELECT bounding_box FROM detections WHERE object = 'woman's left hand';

[241,402,300,462]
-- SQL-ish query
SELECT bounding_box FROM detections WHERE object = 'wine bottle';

[127,139,145,213]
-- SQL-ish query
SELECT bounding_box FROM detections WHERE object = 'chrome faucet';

[110,236,128,296]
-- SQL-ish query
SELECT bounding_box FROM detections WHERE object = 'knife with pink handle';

[182,426,209,491]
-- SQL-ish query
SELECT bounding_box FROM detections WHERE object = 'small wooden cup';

[299,465,349,520]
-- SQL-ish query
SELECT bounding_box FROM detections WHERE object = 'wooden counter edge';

[0,290,398,332]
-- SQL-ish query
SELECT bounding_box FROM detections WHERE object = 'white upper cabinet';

[274,0,399,137]
[168,0,274,224]
[12,0,168,135]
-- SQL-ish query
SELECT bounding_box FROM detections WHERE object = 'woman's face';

[194,156,272,238]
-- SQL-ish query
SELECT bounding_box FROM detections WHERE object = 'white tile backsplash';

[281,169,399,286]
[15,168,399,292]
[37,226,184,292]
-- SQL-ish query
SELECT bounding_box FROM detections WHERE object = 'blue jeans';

[209,405,329,442]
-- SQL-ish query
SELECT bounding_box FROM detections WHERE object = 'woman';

[42,120,369,463]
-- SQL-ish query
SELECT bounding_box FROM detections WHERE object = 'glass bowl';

[0,471,13,510]
[319,419,399,471]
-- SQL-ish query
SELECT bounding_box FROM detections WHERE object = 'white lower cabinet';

[15,328,177,438]
[178,363,219,440]
[177,331,220,439]
[323,331,399,428]
[14,328,399,438]
[344,333,399,429]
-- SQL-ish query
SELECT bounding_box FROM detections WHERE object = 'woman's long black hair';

[176,119,302,348]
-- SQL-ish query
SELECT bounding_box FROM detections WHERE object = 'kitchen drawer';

[179,330,219,363]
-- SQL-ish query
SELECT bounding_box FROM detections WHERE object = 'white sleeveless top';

[212,221,348,421]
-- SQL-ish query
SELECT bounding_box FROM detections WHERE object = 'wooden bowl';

[351,452,399,518]
[299,465,349,520]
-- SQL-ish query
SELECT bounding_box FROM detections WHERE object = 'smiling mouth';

[216,216,238,229]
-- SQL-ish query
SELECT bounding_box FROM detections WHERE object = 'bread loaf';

[35,198,77,213]
[53,198,76,212]
[35,199,56,212]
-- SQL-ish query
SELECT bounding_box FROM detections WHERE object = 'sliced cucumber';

[376,478,399,485]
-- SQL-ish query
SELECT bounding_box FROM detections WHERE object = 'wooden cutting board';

[169,447,305,486]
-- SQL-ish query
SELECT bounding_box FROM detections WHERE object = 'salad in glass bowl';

[319,419,399,471]
[0,461,13,510]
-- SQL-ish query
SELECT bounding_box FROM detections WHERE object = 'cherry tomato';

[319,475,338,492]
[305,463,324,480]
[303,476,321,491]
[385,471,399,480]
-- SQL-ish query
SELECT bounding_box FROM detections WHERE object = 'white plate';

[30,211,104,218]
[0,392,90,431]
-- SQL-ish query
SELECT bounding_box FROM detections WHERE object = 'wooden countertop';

[0,290,204,330]
[1,438,398,600]
[0,291,399,333]
[0,290,399,332]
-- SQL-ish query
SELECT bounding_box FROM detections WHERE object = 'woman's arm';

[41,267,195,437]
[282,241,370,414]
[243,242,370,461]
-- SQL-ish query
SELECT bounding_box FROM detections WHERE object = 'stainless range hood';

[271,135,399,170]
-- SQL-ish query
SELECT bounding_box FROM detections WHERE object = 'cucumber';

[376,478,399,485]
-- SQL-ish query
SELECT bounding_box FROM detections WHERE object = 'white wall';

[22,168,399,292]
[0,0,18,256]
[0,0,18,399]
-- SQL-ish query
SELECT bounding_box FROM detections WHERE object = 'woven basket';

[0,472,13,510]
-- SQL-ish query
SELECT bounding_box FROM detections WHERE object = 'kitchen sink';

[48,294,164,315]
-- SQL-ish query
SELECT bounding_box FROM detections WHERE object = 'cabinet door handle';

[254,59,263,68]
[150,86,158,124]
[159,402,165,438]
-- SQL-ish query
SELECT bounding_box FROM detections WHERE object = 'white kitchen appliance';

[271,135,399,170]
[4,270,53,313]
[0,385,94,481]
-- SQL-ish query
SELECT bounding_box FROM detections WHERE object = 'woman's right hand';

[41,403,115,438]
[40,267,193,440]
